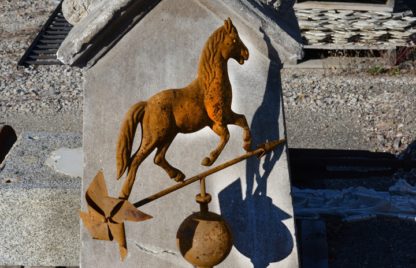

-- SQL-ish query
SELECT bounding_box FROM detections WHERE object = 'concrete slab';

[82,0,298,267]
[0,132,81,266]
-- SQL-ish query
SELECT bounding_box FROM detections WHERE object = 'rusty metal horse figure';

[116,18,251,199]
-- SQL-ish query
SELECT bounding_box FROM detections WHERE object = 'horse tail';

[116,101,147,180]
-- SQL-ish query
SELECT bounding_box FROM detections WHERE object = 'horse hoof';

[173,172,185,182]
[201,157,213,166]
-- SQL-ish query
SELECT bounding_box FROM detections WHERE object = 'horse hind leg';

[201,123,230,166]
[154,137,185,182]
[119,139,157,199]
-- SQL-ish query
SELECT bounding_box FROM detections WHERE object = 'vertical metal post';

[199,177,209,214]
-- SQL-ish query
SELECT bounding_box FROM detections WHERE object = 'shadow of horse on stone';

[116,18,252,199]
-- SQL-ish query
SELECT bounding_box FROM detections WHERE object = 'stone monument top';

[57,0,302,67]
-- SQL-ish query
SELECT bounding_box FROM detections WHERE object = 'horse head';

[220,18,249,65]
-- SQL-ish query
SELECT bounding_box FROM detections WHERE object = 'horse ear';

[224,17,233,33]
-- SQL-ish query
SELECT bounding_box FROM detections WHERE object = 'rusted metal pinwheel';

[80,171,152,260]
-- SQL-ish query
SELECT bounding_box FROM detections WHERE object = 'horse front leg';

[201,123,230,166]
[231,112,252,151]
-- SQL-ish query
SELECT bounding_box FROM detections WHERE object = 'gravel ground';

[0,0,83,133]
[281,69,416,154]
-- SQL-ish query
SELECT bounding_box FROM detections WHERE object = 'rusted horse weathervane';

[116,18,251,199]
[80,18,285,265]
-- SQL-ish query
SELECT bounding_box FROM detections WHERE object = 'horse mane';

[197,26,228,89]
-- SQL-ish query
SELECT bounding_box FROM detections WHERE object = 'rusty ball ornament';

[176,211,233,267]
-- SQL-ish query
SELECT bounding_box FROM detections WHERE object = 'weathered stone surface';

[57,0,141,65]
[0,132,81,266]
[296,9,416,48]
[57,0,302,66]
[62,0,92,25]
[82,0,298,267]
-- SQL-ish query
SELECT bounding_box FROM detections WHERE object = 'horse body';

[117,18,251,199]
[147,80,209,134]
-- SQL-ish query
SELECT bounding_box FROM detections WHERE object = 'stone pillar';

[81,0,299,267]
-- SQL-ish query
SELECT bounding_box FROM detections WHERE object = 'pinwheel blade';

[86,170,110,212]
[80,210,111,241]
[101,196,124,218]
[108,222,128,261]
[112,199,153,223]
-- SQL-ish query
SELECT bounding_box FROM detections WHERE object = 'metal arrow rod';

[133,138,286,208]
